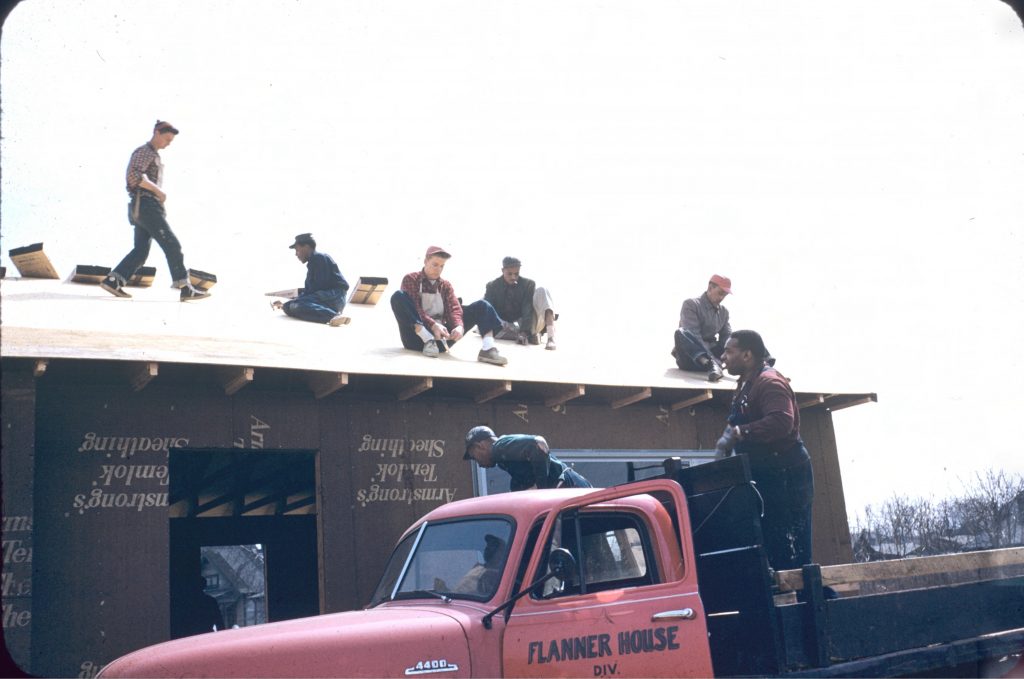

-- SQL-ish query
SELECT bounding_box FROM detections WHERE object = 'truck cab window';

[536,512,655,598]
[370,517,515,605]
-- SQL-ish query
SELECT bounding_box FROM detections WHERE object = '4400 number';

[404,658,459,675]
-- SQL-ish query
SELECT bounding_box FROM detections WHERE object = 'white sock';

[481,335,495,351]
[417,326,434,343]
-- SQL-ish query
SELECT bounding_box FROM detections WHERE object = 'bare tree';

[956,470,1024,549]
[848,469,1024,561]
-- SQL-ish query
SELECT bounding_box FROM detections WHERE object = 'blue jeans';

[111,194,188,283]
[283,289,346,324]
[673,329,723,370]
[391,291,503,351]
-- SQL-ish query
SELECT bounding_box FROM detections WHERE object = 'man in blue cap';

[463,426,591,491]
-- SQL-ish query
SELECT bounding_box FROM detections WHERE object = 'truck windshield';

[369,518,514,606]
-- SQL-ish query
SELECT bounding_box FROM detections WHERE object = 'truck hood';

[99,605,474,678]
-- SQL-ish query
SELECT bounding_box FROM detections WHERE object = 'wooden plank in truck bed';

[775,546,1024,592]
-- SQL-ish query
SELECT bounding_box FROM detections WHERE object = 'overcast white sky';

[2,0,1023,517]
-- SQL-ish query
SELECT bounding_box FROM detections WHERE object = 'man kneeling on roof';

[390,246,508,365]
[271,233,351,327]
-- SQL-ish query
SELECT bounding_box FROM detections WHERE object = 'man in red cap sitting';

[671,274,734,382]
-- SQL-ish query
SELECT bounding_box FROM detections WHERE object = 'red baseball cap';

[709,274,733,294]
[425,245,451,258]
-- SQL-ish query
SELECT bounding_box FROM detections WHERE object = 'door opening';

[169,449,319,639]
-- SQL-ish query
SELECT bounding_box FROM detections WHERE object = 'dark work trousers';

[111,194,188,284]
[283,289,346,324]
[673,329,724,370]
[391,291,504,352]
[747,445,815,571]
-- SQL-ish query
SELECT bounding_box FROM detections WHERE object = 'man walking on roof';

[100,120,210,301]
[271,233,350,326]
[463,426,591,491]
[390,246,508,365]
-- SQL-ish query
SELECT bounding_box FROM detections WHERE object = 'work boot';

[422,340,440,358]
[707,362,723,382]
[328,313,351,327]
[477,347,508,366]
[546,337,556,350]
[100,275,131,298]
[180,285,211,302]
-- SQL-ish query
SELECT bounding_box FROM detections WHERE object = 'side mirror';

[547,548,577,583]
[482,548,579,630]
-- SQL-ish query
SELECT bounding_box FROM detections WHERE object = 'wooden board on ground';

[188,268,217,291]
[70,265,112,285]
[348,276,388,305]
[265,288,300,299]
[127,266,157,287]
[9,243,60,279]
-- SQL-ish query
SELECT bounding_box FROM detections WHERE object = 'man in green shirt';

[463,426,591,491]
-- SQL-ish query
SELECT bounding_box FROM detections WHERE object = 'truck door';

[500,481,712,678]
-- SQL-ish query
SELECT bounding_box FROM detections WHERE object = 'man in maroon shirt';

[719,329,814,571]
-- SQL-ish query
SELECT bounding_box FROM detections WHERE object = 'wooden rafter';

[670,389,713,412]
[130,362,159,392]
[475,380,512,404]
[398,377,432,401]
[611,387,652,410]
[307,371,348,399]
[544,384,585,408]
[219,366,254,396]
[827,394,878,411]
[798,394,825,410]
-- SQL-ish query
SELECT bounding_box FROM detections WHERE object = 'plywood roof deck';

[0,277,875,409]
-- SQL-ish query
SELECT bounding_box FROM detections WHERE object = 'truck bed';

[666,456,1024,677]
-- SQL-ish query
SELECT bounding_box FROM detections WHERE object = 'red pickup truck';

[99,456,1024,678]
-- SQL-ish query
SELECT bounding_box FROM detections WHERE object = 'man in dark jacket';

[271,233,350,326]
[484,256,557,350]
[717,329,814,571]
[463,426,591,491]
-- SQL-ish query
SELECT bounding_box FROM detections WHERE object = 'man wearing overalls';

[719,329,814,571]
[390,245,508,365]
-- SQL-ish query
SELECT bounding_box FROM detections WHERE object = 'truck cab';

[100,479,713,677]
[98,456,1024,678]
